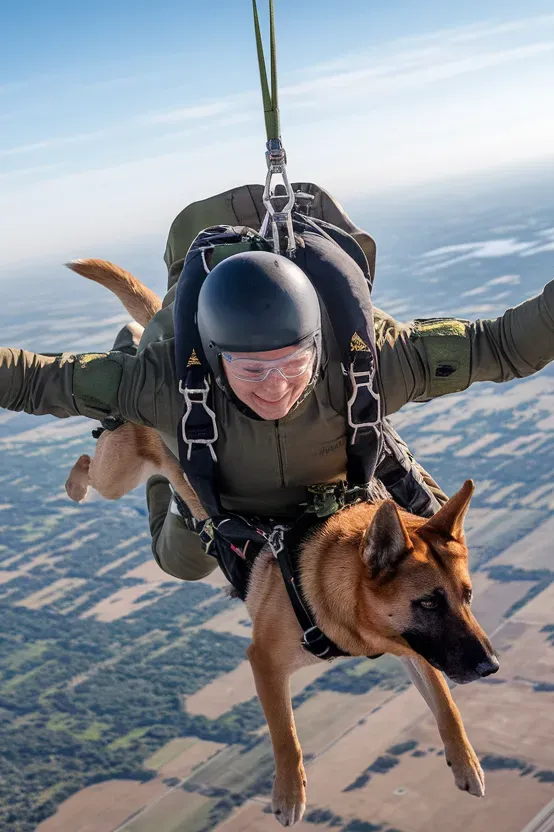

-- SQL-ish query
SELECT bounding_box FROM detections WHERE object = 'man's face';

[222,343,316,420]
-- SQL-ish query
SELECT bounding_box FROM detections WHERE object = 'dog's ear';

[419,479,474,541]
[362,500,414,579]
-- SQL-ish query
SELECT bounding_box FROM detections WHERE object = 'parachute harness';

[252,0,296,258]
[172,6,436,662]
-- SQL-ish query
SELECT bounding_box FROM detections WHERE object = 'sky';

[1,0,554,266]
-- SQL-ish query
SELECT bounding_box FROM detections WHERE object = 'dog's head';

[361,480,498,684]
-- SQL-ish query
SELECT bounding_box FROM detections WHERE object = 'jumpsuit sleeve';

[374,278,554,416]
[0,339,179,436]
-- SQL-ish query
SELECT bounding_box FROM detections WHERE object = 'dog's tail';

[66,259,162,328]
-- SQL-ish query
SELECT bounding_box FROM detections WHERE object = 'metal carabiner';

[260,138,296,257]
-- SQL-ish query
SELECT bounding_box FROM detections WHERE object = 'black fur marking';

[403,604,497,684]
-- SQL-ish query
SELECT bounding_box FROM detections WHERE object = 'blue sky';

[1,0,554,265]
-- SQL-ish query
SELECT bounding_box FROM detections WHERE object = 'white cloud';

[447,14,554,43]
[140,99,237,126]
[462,286,488,297]
[417,240,537,274]
[425,240,534,258]
[487,275,521,285]
[0,163,61,180]
[281,40,554,101]
[0,96,254,164]
[3,17,554,163]
[0,137,258,267]
[461,275,520,296]
[0,129,115,159]
[522,242,554,256]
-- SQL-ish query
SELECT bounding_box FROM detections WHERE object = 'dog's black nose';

[476,655,499,677]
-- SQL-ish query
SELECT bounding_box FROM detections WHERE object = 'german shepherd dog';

[66,260,499,827]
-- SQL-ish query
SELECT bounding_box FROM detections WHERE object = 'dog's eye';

[418,597,438,610]
[464,588,473,605]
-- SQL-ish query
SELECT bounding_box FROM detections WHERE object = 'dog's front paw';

[445,743,485,797]
[272,767,306,827]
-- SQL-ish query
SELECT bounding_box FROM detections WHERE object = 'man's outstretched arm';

[0,339,179,435]
[376,278,554,415]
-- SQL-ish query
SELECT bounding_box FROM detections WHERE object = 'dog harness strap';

[276,531,384,662]
[271,516,351,661]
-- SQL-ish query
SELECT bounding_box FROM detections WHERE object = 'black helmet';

[197,250,321,381]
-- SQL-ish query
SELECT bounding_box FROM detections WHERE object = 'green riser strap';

[252,0,281,141]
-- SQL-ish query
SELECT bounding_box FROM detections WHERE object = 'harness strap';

[178,365,221,517]
[269,516,350,660]
[270,514,384,662]
[345,348,381,485]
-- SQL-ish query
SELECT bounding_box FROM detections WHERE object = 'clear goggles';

[222,340,317,383]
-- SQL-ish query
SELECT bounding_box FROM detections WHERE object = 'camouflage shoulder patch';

[73,353,123,417]
[411,318,471,398]
[187,350,201,367]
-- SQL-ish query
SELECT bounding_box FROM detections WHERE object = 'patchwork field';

[513,583,554,627]
[185,658,333,720]
[487,516,554,571]
[36,778,170,832]
[37,592,553,832]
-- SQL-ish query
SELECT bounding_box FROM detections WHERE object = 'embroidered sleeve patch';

[73,353,123,415]
[411,318,471,398]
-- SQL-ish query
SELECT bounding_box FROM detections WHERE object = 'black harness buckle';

[91,415,125,441]
[301,626,335,660]
[305,481,369,519]
[268,524,288,557]
[306,484,341,518]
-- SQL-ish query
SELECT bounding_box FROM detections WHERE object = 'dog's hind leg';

[66,427,145,503]
[401,656,485,797]
[65,455,92,502]
[87,424,156,500]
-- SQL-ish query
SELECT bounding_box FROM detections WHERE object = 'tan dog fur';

[246,487,495,824]
[65,259,497,827]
